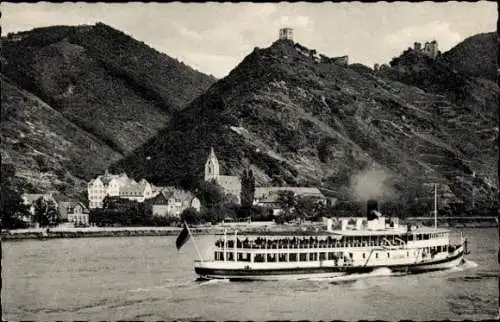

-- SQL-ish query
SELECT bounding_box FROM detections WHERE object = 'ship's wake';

[198,278,231,286]
[448,259,478,272]
[304,267,397,284]
[128,278,195,293]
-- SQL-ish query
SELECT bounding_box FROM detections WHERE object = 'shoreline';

[2,221,497,241]
[1,226,222,241]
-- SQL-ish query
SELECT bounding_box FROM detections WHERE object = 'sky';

[2,2,496,78]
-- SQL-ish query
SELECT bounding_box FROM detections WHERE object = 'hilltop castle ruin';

[413,40,439,59]
[279,27,294,41]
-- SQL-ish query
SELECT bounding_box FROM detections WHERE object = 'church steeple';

[205,146,220,181]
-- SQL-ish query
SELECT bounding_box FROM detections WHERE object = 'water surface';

[2,228,498,320]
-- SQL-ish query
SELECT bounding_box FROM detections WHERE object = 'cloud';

[2,2,495,78]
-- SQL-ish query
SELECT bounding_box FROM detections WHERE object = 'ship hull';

[194,251,464,281]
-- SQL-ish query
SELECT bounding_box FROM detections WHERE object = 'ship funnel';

[366,199,379,221]
[326,218,333,232]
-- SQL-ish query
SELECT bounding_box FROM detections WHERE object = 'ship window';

[289,253,298,262]
[279,253,287,262]
[319,252,326,260]
[349,253,353,259]
[423,234,430,240]
[375,253,379,259]
[328,252,335,260]
[267,253,277,262]
[299,253,307,261]
[238,253,251,262]
[444,245,447,251]
[309,253,318,261]
[387,252,390,258]
[408,234,414,241]
[227,252,234,261]
[254,254,265,263]
[417,234,422,241]
[406,252,409,257]
[437,246,441,252]
[362,253,366,259]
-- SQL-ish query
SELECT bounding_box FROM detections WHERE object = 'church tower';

[204,147,220,181]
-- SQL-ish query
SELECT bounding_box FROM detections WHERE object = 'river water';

[2,228,498,320]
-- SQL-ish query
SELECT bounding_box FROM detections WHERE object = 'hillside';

[444,32,497,81]
[1,74,121,197]
[1,23,216,196]
[113,38,498,212]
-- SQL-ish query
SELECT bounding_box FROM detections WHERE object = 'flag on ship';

[176,222,191,250]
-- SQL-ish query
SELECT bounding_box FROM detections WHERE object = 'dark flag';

[176,222,191,250]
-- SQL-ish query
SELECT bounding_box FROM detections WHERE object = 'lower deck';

[210,243,460,268]
[194,247,465,280]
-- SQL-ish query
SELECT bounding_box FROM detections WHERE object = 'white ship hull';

[195,248,465,281]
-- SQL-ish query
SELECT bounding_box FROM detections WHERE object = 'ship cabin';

[212,225,453,264]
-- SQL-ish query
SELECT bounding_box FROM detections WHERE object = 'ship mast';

[434,183,438,228]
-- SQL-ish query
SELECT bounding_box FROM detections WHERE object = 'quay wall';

[2,219,496,241]
[1,226,223,241]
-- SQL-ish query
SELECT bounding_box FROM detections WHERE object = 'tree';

[33,197,60,227]
[200,207,225,225]
[181,207,199,225]
[33,197,49,227]
[195,180,224,208]
[240,169,256,217]
[295,196,317,221]
[276,190,296,216]
[0,163,30,229]
[45,199,60,226]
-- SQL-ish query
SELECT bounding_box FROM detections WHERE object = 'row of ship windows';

[215,245,449,262]
[408,233,447,241]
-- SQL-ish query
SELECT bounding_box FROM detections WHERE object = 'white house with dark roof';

[87,170,154,208]
[65,202,90,225]
[149,188,201,217]
[205,147,242,204]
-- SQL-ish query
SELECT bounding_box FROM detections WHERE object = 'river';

[2,228,498,320]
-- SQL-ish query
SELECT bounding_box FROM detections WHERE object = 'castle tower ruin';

[423,40,439,59]
[279,28,294,41]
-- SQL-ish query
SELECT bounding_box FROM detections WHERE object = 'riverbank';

[0,222,280,241]
[2,220,496,241]
[1,226,221,241]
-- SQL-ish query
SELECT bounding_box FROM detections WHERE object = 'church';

[204,147,242,204]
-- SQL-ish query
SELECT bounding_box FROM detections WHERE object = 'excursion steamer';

[183,201,469,281]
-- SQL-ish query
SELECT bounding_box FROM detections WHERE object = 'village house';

[87,171,155,208]
[64,202,90,226]
[253,187,326,215]
[205,147,242,204]
[148,188,201,217]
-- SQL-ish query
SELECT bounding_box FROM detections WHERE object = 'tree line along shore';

[2,217,496,241]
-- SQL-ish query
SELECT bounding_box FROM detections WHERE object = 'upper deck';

[329,226,450,236]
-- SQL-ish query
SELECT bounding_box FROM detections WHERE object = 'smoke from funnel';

[350,167,395,202]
